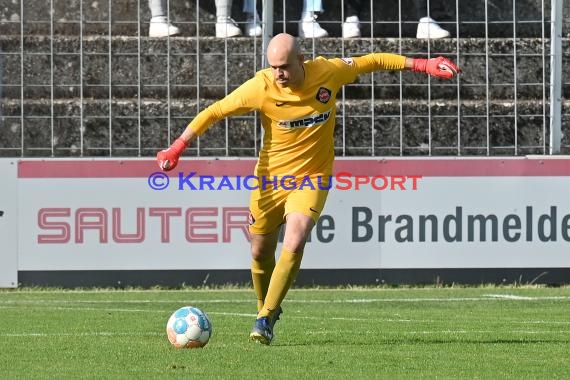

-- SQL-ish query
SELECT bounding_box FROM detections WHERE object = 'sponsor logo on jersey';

[316,87,331,104]
[341,57,354,65]
[277,109,332,129]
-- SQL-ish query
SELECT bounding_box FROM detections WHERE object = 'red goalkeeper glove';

[156,138,188,171]
[412,56,461,79]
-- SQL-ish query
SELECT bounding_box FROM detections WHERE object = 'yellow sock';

[258,249,303,318]
[251,255,276,312]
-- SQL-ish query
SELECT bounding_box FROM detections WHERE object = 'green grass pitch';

[1,286,569,379]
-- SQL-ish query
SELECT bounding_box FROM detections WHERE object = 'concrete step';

[1,98,567,157]
[1,36,566,100]
[0,0,564,38]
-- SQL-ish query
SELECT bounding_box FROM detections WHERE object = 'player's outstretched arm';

[406,56,461,79]
[155,78,261,171]
[156,128,197,171]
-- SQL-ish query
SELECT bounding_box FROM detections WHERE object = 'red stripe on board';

[334,158,570,176]
[17,157,570,178]
[18,159,256,178]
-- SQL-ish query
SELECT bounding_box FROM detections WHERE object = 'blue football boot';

[249,306,283,345]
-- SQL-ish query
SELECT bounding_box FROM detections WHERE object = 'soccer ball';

[166,306,212,348]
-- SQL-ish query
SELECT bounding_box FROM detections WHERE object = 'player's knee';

[251,245,273,261]
[282,241,306,254]
[250,232,279,260]
[282,232,310,253]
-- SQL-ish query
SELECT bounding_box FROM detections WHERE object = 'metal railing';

[0,0,566,157]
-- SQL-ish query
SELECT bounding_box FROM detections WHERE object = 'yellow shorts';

[248,175,330,235]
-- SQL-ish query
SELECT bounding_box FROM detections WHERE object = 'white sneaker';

[416,17,450,39]
[149,17,180,37]
[245,13,262,37]
[342,16,361,38]
[298,15,328,38]
[216,17,242,38]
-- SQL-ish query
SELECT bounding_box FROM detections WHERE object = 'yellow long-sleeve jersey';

[187,53,407,178]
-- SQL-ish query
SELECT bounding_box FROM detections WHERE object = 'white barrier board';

[0,160,18,287]
[14,157,570,271]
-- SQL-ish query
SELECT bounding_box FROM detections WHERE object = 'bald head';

[266,33,305,89]
[267,33,299,61]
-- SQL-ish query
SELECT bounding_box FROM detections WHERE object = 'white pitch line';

[1,331,162,337]
[5,287,567,295]
[1,296,570,306]
[0,305,423,322]
[207,311,256,318]
[0,299,255,304]
[514,320,570,325]
[401,330,564,335]
[1,329,566,338]
[482,294,570,300]
[485,294,534,300]
[2,304,569,327]
[6,303,570,328]
[21,305,567,327]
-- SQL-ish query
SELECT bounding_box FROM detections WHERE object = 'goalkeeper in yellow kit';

[157,33,460,345]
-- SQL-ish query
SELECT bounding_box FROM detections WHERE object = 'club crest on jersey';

[316,87,331,104]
